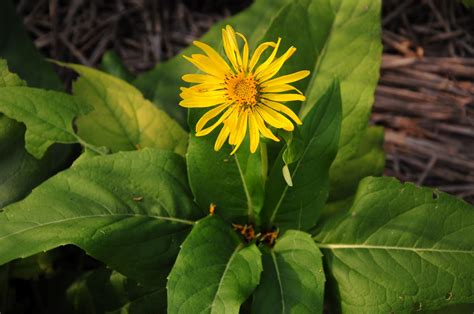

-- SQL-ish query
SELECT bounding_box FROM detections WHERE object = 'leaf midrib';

[80,76,138,150]
[316,243,473,254]
[271,251,286,313]
[0,213,194,242]
[269,89,335,225]
[234,154,254,221]
[209,242,244,313]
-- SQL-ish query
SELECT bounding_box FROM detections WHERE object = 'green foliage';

[298,0,382,162]
[187,101,266,224]
[0,0,62,90]
[100,51,135,83]
[59,62,188,156]
[315,177,474,312]
[167,217,262,313]
[252,230,325,313]
[0,0,473,313]
[329,126,385,202]
[67,268,166,314]
[0,61,72,207]
[261,80,341,231]
[187,133,266,224]
[0,149,200,286]
[0,59,26,87]
[0,86,90,158]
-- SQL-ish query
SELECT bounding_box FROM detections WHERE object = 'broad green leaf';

[0,0,62,90]
[167,216,262,314]
[133,0,292,128]
[187,105,265,224]
[0,149,200,286]
[298,0,382,163]
[257,0,382,187]
[314,177,474,313]
[0,86,91,158]
[0,59,25,87]
[0,116,72,207]
[261,81,341,231]
[67,268,165,314]
[252,230,325,314]
[328,126,385,202]
[187,134,266,224]
[59,63,187,156]
[0,61,72,207]
[316,126,384,231]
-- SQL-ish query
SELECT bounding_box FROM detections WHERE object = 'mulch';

[14,0,474,203]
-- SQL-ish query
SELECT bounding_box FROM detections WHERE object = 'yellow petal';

[183,55,226,78]
[186,83,225,93]
[214,125,231,151]
[196,107,235,136]
[261,70,310,87]
[182,74,223,84]
[180,88,227,98]
[262,93,306,102]
[225,25,243,70]
[179,96,226,108]
[229,110,244,145]
[255,37,281,76]
[254,111,280,142]
[193,40,232,72]
[196,102,231,132]
[257,106,294,131]
[248,113,260,153]
[231,110,248,155]
[249,42,276,72]
[224,108,240,142]
[236,32,249,72]
[261,84,302,94]
[261,99,302,125]
[257,46,296,81]
[222,28,239,72]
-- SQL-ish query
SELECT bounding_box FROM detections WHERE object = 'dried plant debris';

[14,0,252,74]
[14,0,474,203]
[378,0,474,203]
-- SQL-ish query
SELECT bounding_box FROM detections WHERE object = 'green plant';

[0,0,473,313]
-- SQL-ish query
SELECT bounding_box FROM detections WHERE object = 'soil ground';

[14,0,474,203]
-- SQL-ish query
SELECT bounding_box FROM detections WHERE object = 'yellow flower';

[180,25,310,154]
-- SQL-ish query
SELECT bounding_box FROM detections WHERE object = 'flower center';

[225,73,258,108]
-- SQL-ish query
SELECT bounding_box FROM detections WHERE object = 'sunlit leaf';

[252,230,325,314]
[168,216,262,313]
[261,81,341,231]
[0,149,201,286]
[315,177,474,312]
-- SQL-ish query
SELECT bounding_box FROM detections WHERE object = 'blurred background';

[11,0,474,204]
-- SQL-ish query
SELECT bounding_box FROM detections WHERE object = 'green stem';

[234,153,254,223]
[75,135,107,156]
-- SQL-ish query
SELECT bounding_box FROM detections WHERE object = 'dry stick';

[417,155,438,186]
[59,34,92,66]
[382,0,414,26]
